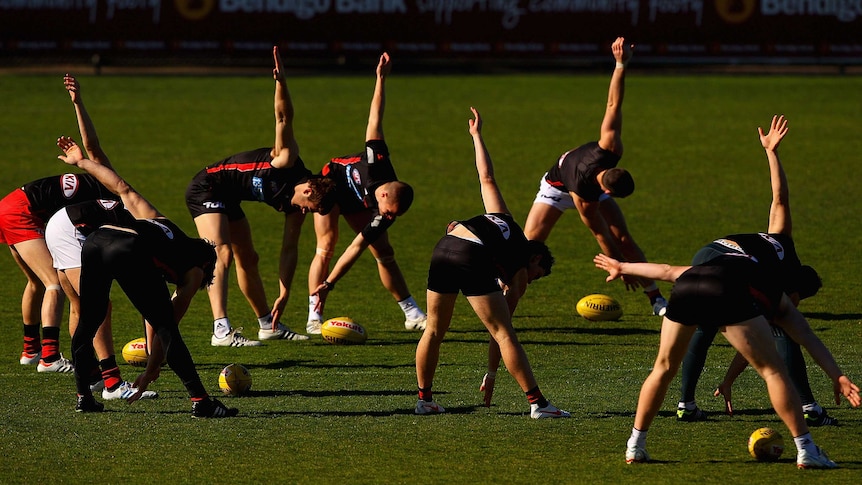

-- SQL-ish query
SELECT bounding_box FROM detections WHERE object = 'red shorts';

[0,189,44,245]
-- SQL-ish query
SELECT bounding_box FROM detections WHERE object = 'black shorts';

[426,235,501,297]
[665,259,764,327]
[185,169,245,221]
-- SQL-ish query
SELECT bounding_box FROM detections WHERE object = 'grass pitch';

[0,70,860,484]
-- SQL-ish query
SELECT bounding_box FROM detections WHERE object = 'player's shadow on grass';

[803,312,862,321]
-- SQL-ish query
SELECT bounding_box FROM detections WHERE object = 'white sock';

[214,318,231,339]
[627,428,647,449]
[793,432,817,454]
[258,313,273,330]
[308,295,323,322]
[678,401,697,410]
[398,296,425,320]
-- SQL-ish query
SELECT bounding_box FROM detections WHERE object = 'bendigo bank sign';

[0,0,860,62]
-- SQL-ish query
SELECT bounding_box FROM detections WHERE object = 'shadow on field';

[803,311,862,321]
[255,403,484,417]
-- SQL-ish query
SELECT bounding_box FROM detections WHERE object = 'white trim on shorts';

[532,174,575,211]
[44,209,86,270]
[531,173,611,211]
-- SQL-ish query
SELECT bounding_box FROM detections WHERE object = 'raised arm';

[64,74,112,168]
[593,253,689,283]
[469,107,508,215]
[57,137,161,220]
[270,46,300,169]
[759,115,791,235]
[597,37,633,155]
[365,53,391,142]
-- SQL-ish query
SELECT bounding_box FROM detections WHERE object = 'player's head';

[306,175,338,215]
[182,238,217,289]
[787,264,822,302]
[601,168,635,198]
[377,181,414,219]
[526,240,554,282]
[291,175,337,215]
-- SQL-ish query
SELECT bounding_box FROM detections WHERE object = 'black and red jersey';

[322,140,397,214]
[544,142,621,202]
[65,199,136,237]
[21,173,119,222]
[459,213,529,285]
[130,218,201,285]
[198,148,312,212]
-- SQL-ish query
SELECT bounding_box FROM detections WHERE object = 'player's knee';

[315,247,334,262]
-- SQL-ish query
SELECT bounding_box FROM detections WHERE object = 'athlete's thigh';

[466,292,513,337]
[655,317,698,369]
[722,317,785,371]
[193,212,232,246]
[227,216,257,260]
[12,238,61,285]
[523,202,564,241]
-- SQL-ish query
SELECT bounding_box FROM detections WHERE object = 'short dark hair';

[603,168,634,198]
[390,181,414,216]
[789,265,822,300]
[526,240,554,278]
[308,175,338,215]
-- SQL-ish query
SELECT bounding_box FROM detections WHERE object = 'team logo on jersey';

[61,174,79,199]
[483,214,511,240]
[758,233,785,260]
[252,177,264,201]
[345,166,363,201]
[144,219,175,239]
[97,199,119,210]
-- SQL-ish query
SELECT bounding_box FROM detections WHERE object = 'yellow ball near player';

[218,363,252,396]
[748,427,784,461]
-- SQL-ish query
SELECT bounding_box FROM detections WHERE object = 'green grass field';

[0,70,860,484]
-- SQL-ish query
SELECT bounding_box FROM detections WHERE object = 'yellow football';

[321,317,367,345]
[218,363,253,396]
[121,337,149,367]
[576,294,622,321]
[748,427,784,461]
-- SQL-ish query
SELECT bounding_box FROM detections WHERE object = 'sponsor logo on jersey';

[714,238,744,253]
[366,146,376,165]
[483,214,511,240]
[144,219,175,239]
[61,174,79,199]
[203,201,225,209]
[758,233,785,260]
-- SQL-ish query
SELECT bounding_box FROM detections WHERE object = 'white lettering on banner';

[648,0,702,26]
[414,0,526,28]
[220,0,331,20]
[762,0,862,22]
[527,0,639,26]
[336,0,406,13]
[105,0,160,22]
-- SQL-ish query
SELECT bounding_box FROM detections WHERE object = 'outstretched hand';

[758,114,788,152]
[64,73,81,103]
[611,37,634,64]
[835,375,861,407]
[129,367,160,403]
[714,382,734,416]
[56,136,85,166]
[377,52,392,79]
[593,253,623,282]
[468,107,482,137]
